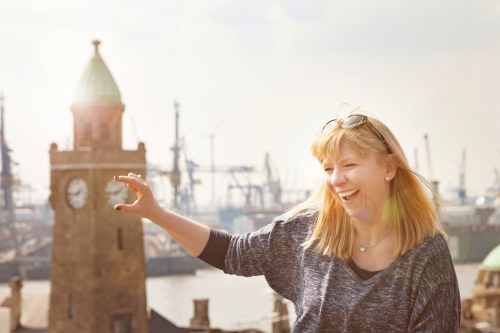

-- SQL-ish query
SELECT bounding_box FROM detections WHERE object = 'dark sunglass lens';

[341,115,365,128]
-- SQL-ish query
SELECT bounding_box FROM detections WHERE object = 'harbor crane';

[181,137,198,213]
[424,134,439,195]
[207,118,224,209]
[458,149,466,205]
[161,101,287,210]
[196,165,259,208]
[158,100,198,214]
[0,94,18,253]
[161,101,258,211]
[170,101,182,210]
[263,152,282,207]
[494,168,500,198]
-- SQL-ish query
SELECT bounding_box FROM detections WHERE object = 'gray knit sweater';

[223,210,461,332]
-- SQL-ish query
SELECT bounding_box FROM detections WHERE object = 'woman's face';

[322,140,394,224]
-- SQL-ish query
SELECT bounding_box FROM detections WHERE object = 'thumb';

[114,204,136,214]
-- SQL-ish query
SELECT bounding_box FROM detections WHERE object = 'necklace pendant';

[359,246,366,252]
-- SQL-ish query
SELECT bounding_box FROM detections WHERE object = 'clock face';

[66,178,88,209]
[105,179,129,207]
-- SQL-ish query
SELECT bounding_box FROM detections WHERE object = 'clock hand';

[69,189,81,196]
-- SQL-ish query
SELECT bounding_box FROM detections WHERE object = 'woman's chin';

[344,207,371,223]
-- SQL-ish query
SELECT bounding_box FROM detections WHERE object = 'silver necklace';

[358,227,393,252]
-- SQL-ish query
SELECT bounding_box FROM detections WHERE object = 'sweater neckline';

[339,254,403,285]
[347,260,382,280]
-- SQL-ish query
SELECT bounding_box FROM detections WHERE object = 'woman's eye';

[324,168,333,173]
[345,164,356,168]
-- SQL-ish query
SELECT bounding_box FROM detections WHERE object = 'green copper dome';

[480,244,500,270]
[72,40,122,107]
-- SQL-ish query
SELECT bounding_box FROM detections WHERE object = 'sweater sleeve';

[408,246,461,333]
[223,222,277,277]
[197,229,232,270]
[223,211,315,303]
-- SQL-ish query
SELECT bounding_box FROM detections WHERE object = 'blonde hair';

[285,112,446,261]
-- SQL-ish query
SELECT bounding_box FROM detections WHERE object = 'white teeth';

[338,190,359,198]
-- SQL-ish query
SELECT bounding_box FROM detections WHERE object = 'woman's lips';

[339,189,359,201]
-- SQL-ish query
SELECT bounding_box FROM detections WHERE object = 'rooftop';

[72,40,123,107]
[481,244,500,270]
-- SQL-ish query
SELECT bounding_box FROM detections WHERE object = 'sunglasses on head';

[321,114,390,152]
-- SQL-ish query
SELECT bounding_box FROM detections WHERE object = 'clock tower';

[48,41,148,333]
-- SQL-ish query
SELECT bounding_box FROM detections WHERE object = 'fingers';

[114,173,153,217]
[114,174,146,191]
[128,172,147,184]
[127,183,139,193]
[113,173,141,193]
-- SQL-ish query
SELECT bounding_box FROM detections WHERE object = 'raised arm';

[113,173,210,257]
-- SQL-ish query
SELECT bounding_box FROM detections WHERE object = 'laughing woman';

[114,113,460,332]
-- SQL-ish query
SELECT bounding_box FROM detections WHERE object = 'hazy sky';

[1,0,500,207]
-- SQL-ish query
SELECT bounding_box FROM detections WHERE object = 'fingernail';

[114,176,119,179]
[115,207,121,210]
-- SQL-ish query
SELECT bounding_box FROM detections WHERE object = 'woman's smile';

[338,189,360,201]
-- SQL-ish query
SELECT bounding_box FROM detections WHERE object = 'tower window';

[84,123,92,140]
[112,313,131,333]
[101,123,109,140]
[68,295,75,319]
[117,228,123,250]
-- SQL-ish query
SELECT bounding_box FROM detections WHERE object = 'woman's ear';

[384,154,398,180]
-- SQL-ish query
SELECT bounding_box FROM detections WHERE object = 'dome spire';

[92,40,101,53]
[72,40,122,107]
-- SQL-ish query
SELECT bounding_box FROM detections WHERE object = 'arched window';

[101,123,109,140]
[68,295,75,319]
[112,313,131,333]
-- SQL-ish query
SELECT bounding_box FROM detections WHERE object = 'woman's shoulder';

[395,233,454,278]
[408,233,449,258]
[248,208,318,243]
[274,208,318,230]
[278,207,318,221]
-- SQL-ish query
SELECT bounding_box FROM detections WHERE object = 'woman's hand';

[113,173,164,221]
[113,172,210,257]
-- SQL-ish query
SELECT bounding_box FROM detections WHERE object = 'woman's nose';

[330,169,346,187]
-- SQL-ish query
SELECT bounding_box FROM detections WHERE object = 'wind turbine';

[208,118,224,209]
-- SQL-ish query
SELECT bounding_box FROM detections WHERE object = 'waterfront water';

[146,268,285,331]
[0,263,482,332]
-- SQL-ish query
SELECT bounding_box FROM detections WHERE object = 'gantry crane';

[0,94,18,253]
[196,165,259,208]
[458,149,466,205]
[161,101,258,211]
[263,152,282,207]
[424,134,439,195]
[208,118,224,208]
[170,101,182,210]
[494,168,500,198]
